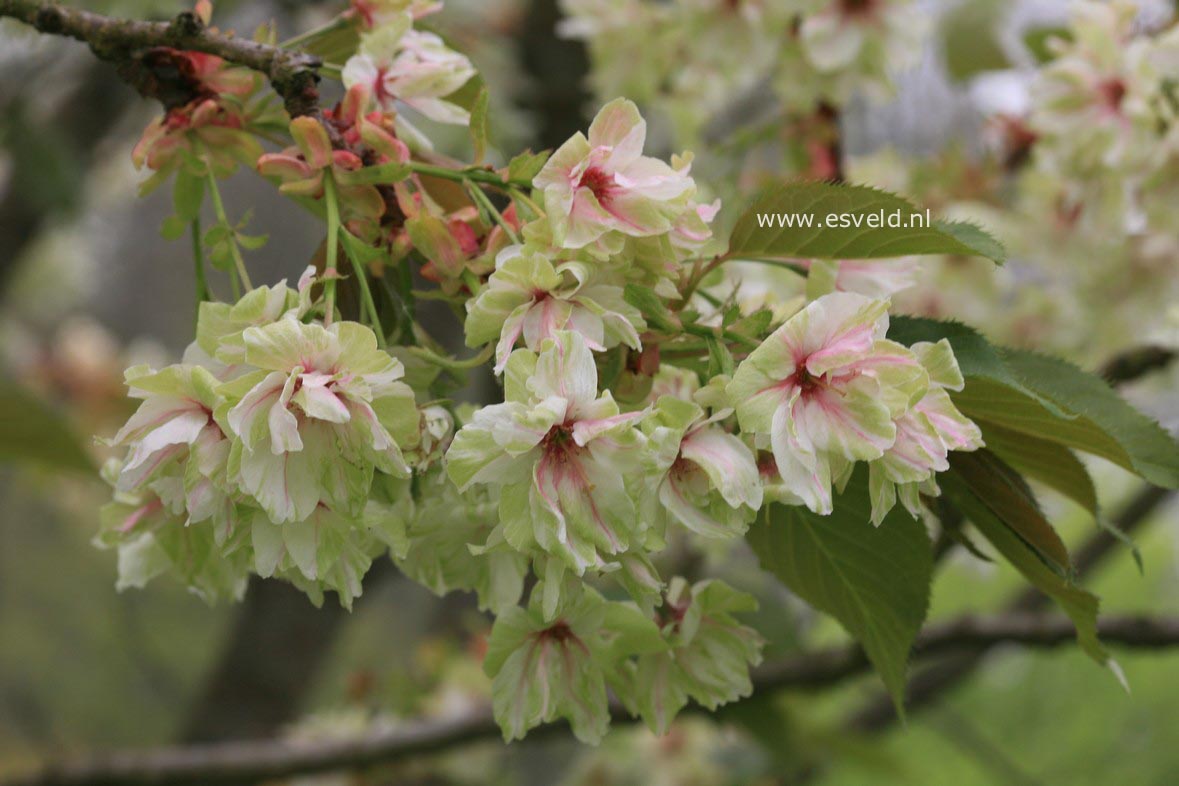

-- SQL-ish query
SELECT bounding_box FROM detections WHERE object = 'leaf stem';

[280,15,348,49]
[681,323,762,349]
[509,187,545,219]
[191,216,209,324]
[465,179,519,244]
[204,169,253,291]
[323,173,341,325]
[407,161,532,191]
[677,253,728,306]
[339,237,387,347]
[407,343,494,372]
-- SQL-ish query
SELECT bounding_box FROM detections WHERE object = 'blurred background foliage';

[1,0,1178,784]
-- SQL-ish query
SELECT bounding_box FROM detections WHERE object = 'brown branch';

[1099,345,1177,385]
[847,483,1175,734]
[0,0,322,115]
[5,613,1179,786]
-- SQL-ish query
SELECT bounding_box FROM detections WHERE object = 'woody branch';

[0,0,322,115]
[5,613,1179,786]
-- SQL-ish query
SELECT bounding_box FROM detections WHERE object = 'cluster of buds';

[131,49,277,191]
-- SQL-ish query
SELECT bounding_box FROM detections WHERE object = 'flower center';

[839,0,877,17]
[541,424,583,464]
[540,620,576,643]
[577,166,616,205]
[790,365,823,395]
[373,66,394,105]
[1097,78,1126,113]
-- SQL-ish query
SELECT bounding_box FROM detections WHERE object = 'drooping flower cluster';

[99,276,423,607]
[103,1,992,744]
[729,292,981,518]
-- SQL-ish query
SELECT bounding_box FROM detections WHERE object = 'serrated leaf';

[889,317,1179,488]
[469,86,490,165]
[623,284,679,332]
[941,472,1107,664]
[975,418,1098,516]
[748,468,931,711]
[706,335,734,377]
[953,351,1179,489]
[947,450,1071,575]
[0,384,94,473]
[729,309,774,340]
[507,150,551,184]
[1006,349,1179,485]
[728,181,1005,264]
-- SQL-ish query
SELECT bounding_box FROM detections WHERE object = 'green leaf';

[974,418,1098,516]
[728,181,1005,264]
[303,24,361,65]
[160,215,187,241]
[340,228,386,266]
[889,317,1179,488]
[940,0,1011,81]
[729,308,774,341]
[956,350,1179,489]
[335,161,410,186]
[748,468,932,711]
[172,169,205,223]
[941,472,1108,664]
[623,284,679,332]
[468,86,490,165]
[706,335,734,378]
[1007,349,1179,484]
[507,149,550,184]
[947,450,1071,575]
[1024,26,1070,64]
[234,231,269,251]
[0,384,95,473]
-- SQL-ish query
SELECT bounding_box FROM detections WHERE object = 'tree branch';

[0,0,322,115]
[5,613,1179,786]
[847,482,1175,734]
[1099,345,1177,385]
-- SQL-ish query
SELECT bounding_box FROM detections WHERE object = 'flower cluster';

[131,49,279,192]
[342,7,476,130]
[559,0,923,145]
[99,276,423,607]
[1026,1,1179,185]
[103,1,991,745]
[729,292,981,517]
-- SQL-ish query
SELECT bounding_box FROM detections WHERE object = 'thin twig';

[6,613,1179,786]
[1099,345,1177,385]
[0,0,323,115]
[846,483,1176,734]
